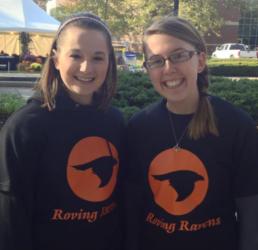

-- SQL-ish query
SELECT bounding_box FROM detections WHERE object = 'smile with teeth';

[163,79,182,88]
[75,76,95,83]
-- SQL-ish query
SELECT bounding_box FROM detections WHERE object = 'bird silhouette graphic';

[152,170,204,201]
[72,156,117,188]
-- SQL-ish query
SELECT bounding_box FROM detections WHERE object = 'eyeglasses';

[144,50,200,69]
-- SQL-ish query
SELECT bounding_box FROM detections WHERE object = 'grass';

[208,58,258,66]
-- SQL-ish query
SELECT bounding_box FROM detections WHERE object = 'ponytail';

[188,66,219,139]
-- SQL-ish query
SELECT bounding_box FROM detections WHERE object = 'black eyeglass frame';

[143,50,200,69]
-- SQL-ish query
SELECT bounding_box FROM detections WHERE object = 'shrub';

[113,71,160,119]
[208,58,258,77]
[209,77,258,123]
[114,71,258,124]
[0,93,25,114]
[0,93,26,128]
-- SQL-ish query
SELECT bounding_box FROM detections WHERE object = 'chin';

[166,95,188,104]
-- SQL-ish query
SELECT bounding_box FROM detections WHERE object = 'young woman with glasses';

[125,16,258,250]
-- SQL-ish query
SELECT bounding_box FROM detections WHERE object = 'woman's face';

[54,26,109,105]
[144,34,206,114]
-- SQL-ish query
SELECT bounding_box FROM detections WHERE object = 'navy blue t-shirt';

[126,96,258,250]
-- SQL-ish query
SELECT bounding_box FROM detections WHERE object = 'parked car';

[211,43,258,59]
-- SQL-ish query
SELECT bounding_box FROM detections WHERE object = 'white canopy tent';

[0,0,60,56]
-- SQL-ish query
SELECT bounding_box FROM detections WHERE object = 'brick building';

[203,0,258,53]
[204,0,241,54]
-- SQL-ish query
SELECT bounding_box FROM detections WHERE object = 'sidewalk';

[224,76,258,81]
[0,72,40,78]
[0,72,39,86]
[0,86,34,99]
[0,72,38,99]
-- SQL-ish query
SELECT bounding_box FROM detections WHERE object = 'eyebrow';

[149,48,188,58]
[69,49,107,55]
[94,51,107,56]
[69,49,80,53]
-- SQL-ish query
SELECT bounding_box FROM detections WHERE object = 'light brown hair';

[143,16,219,139]
[36,12,117,110]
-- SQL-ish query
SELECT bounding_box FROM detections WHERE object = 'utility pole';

[173,0,179,16]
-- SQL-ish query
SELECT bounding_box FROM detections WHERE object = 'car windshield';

[230,44,245,50]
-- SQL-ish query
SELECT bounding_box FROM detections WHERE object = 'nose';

[163,58,176,74]
[80,60,92,72]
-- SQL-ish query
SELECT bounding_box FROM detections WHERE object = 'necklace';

[167,109,189,152]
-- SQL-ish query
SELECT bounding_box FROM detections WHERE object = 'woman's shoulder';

[128,99,164,126]
[104,105,125,124]
[106,105,124,116]
[1,98,50,136]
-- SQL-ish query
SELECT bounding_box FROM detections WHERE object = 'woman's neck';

[166,97,199,115]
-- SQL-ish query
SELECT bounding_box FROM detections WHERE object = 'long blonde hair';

[143,16,219,139]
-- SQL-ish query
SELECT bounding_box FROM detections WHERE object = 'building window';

[239,7,258,49]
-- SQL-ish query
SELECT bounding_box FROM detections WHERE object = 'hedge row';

[209,65,258,77]
[208,58,258,77]
[112,71,159,120]
[209,77,258,122]
[0,72,257,125]
[113,71,258,123]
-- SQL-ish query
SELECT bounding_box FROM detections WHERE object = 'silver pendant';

[174,144,181,152]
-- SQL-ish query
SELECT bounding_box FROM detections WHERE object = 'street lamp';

[104,0,109,21]
[173,0,179,16]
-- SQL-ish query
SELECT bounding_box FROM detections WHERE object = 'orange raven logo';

[149,148,208,216]
[67,137,119,202]
[72,156,117,188]
[152,170,204,201]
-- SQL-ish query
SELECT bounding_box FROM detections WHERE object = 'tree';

[178,0,258,36]
[51,0,128,36]
[122,0,246,36]
[50,0,249,38]
[179,0,224,35]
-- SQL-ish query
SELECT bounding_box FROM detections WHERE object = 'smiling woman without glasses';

[0,12,125,250]
[125,16,258,250]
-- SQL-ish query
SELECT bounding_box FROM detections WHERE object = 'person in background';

[125,15,258,250]
[0,50,8,56]
[0,12,125,250]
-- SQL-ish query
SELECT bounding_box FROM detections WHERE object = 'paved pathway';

[0,86,34,99]
[0,72,40,78]
[0,72,38,99]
